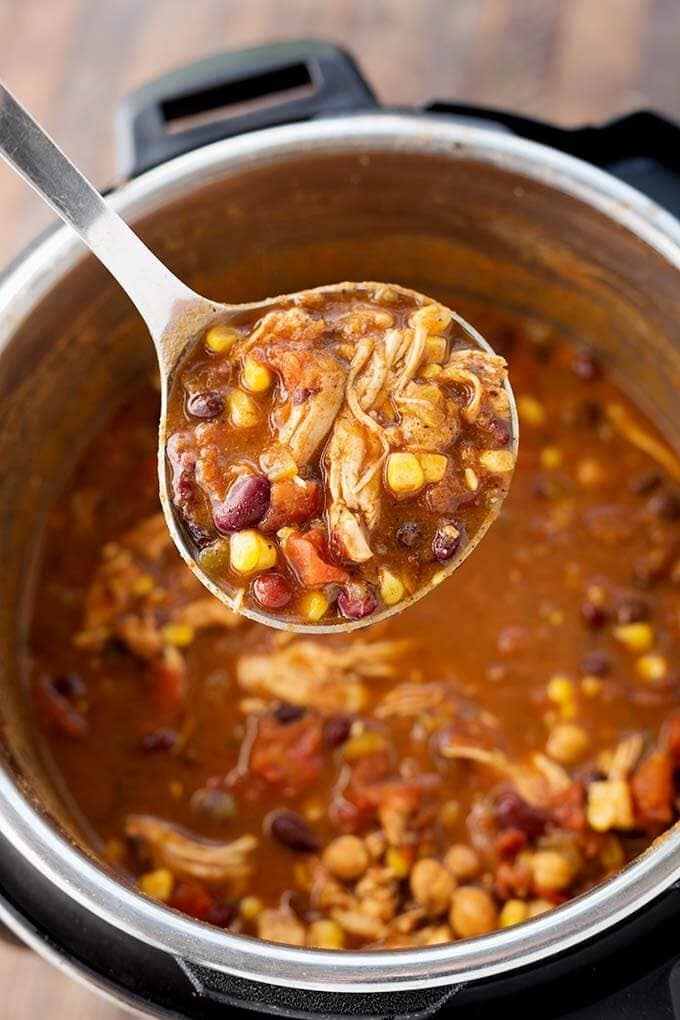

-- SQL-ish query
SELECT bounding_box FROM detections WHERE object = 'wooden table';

[1,0,678,1014]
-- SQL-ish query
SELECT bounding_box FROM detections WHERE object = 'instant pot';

[0,40,679,1019]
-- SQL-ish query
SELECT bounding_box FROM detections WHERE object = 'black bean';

[213,474,270,533]
[479,416,511,448]
[337,580,378,620]
[580,601,609,629]
[432,523,461,563]
[140,728,177,752]
[269,809,320,852]
[580,649,612,677]
[396,521,422,548]
[190,787,237,822]
[629,469,661,496]
[571,348,600,381]
[646,488,680,522]
[324,716,353,748]
[274,703,307,725]
[53,673,86,699]
[186,390,225,420]
[615,597,650,625]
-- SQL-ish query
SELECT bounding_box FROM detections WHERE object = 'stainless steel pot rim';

[1,111,680,992]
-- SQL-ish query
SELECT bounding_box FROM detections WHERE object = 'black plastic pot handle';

[427,102,680,220]
[116,41,377,179]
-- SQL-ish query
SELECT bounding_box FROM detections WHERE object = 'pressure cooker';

[0,40,679,1019]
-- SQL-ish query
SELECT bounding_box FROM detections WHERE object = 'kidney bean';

[432,523,461,563]
[615,596,650,625]
[580,649,611,677]
[580,600,609,629]
[213,474,271,533]
[494,789,549,840]
[396,521,422,548]
[324,715,353,748]
[186,390,225,419]
[207,900,237,928]
[337,580,378,620]
[140,728,177,752]
[269,809,320,852]
[274,702,307,725]
[252,572,292,609]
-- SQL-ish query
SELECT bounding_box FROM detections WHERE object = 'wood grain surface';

[1,0,679,1015]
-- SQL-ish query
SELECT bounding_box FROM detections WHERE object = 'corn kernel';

[636,653,668,684]
[242,354,273,393]
[205,324,239,353]
[240,896,264,921]
[587,779,634,832]
[307,919,345,949]
[133,573,155,597]
[228,388,259,428]
[499,899,529,927]
[386,847,412,879]
[386,452,425,494]
[600,835,624,870]
[419,452,448,483]
[299,590,329,621]
[518,395,546,427]
[103,838,125,863]
[162,623,195,648]
[479,449,515,473]
[540,446,562,469]
[613,622,654,654]
[425,335,448,364]
[139,868,174,902]
[230,530,276,574]
[342,730,386,763]
[380,568,405,606]
[547,675,575,705]
[464,467,479,491]
[546,722,590,764]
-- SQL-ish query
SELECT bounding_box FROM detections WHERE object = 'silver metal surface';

[0,111,678,996]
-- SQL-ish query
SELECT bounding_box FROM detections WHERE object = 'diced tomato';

[553,782,587,832]
[631,750,674,827]
[494,858,532,900]
[34,675,87,738]
[169,880,214,921]
[261,478,322,533]
[495,827,527,858]
[248,711,323,796]
[283,530,348,586]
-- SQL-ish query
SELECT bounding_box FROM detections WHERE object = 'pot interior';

[0,132,678,927]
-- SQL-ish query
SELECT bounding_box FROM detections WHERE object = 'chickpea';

[527,898,553,918]
[322,835,369,881]
[449,886,498,938]
[410,858,456,915]
[444,844,480,881]
[529,850,574,892]
[546,722,590,764]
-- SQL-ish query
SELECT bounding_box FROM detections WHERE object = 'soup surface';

[166,284,513,628]
[29,308,679,950]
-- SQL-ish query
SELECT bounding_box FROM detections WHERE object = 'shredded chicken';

[607,402,680,481]
[325,410,383,561]
[267,346,346,464]
[437,348,508,423]
[375,683,449,719]
[125,815,257,883]
[236,637,410,712]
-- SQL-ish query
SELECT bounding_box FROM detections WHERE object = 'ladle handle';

[0,80,194,343]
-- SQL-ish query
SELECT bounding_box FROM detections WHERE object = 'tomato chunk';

[282,530,348,586]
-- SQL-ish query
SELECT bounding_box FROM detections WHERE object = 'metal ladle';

[0,81,518,633]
